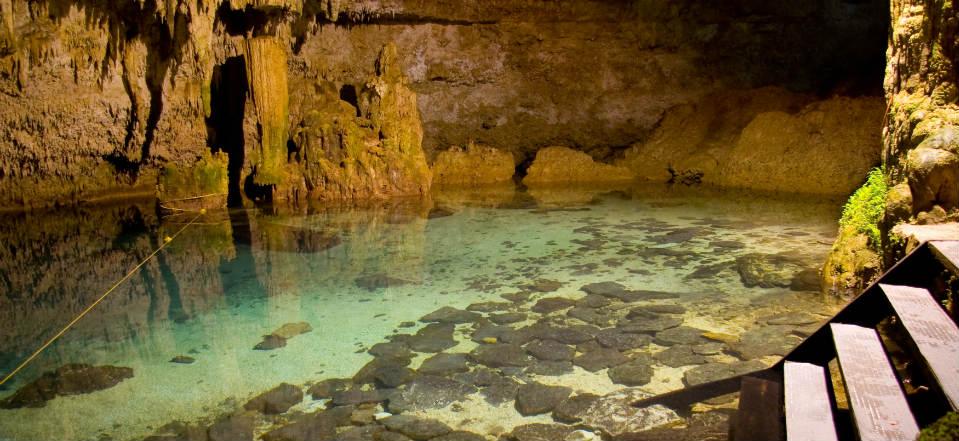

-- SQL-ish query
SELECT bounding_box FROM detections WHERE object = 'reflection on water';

[0,184,846,441]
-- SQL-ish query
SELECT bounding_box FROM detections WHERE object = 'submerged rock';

[260,406,353,441]
[331,389,393,406]
[735,253,809,288]
[466,301,512,312]
[427,207,456,219]
[381,415,452,441]
[653,345,707,367]
[595,328,652,351]
[355,274,416,291]
[653,326,709,346]
[525,360,575,376]
[728,325,802,360]
[353,355,413,385]
[272,322,313,339]
[374,366,416,388]
[419,306,480,324]
[528,279,564,293]
[254,334,287,350]
[417,353,471,376]
[170,355,196,364]
[1,364,134,409]
[388,375,476,413]
[431,431,486,441]
[244,383,303,415]
[489,312,528,324]
[404,323,457,353]
[515,382,572,416]
[580,281,630,298]
[207,412,256,441]
[308,378,351,399]
[507,423,575,441]
[608,360,654,386]
[369,341,413,359]
[525,339,576,361]
[469,343,532,368]
[553,393,601,423]
[573,348,629,372]
[579,388,681,438]
[682,360,767,386]
[532,297,577,313]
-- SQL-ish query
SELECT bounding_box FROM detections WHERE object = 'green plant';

[917,412,959,441]
[839,167,888,249]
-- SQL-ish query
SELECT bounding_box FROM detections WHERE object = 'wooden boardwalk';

[632,240,959,441]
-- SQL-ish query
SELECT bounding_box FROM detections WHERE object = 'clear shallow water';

[0,184,847,441]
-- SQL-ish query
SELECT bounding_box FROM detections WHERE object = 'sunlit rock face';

[620,88,885,196]
[0,0,888,210]
[883,1,959,219]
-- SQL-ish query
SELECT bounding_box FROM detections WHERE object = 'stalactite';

[244,36,289,186]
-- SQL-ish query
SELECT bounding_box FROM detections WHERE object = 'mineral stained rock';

[523,147,635,185]
[431,143,516,186]
[285,43,432,202]
[245,36,290,187]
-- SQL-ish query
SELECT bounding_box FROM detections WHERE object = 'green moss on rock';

[917,412,959,441]
[839,167,888,249]
[159,151,229,207]
[823,168,887,296]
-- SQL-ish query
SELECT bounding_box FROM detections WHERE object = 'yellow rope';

[0,210,206,387]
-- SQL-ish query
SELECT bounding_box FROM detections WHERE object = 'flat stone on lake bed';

[525,339,575,361]
[417,353,471,376]
[532,297,577,313]
[654,326,709,346]
[469,344,532,368]
[489,312,528,324]
[244,383,303,415]
[515,382,572,416]
[381,415,452,441]
[573,348,629,372]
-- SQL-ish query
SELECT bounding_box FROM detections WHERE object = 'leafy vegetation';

[917,412,959,441]
[839,167,888,249]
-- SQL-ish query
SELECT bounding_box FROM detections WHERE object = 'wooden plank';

[732,376,784,441]
[831,323,919,441]
[784,362,839,441]
[931,240,959,274]
[880,283,959,410]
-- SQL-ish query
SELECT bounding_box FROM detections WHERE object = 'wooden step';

[731,375,784,441]
[831,323,919,441]
[931,240,959,274]
[880,283,959,410]
[784,362,838,441]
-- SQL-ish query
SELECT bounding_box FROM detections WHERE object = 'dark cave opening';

[339,84,361,117]
[206,56,248,207]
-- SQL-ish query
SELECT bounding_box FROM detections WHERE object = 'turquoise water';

[0,184,846,441]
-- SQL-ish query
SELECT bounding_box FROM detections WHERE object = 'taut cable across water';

[0,210,207,387]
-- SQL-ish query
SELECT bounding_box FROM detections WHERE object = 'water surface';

[0,184,846,440]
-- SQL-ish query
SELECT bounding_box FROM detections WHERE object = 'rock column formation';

[245,37,290,188]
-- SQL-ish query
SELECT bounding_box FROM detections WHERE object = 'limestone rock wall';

[431,143,515,186]
[523,146,634,186]
[822,0,959,296]
[0,0,889,210]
